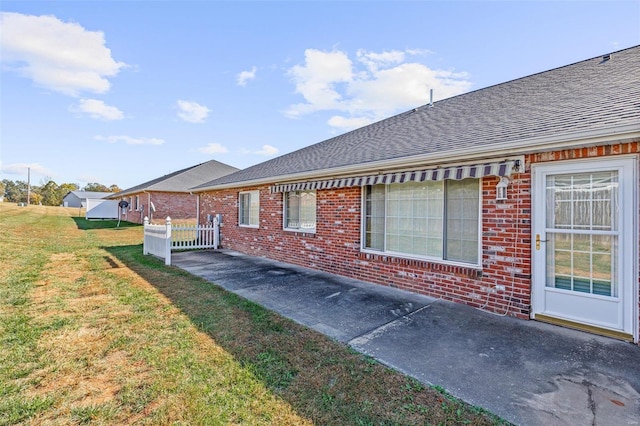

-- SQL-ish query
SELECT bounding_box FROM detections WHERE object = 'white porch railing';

[143,216,219,265]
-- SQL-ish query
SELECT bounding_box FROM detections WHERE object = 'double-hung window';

[363,179,480,265]
[239,190,260,227]
[284,190,316,232]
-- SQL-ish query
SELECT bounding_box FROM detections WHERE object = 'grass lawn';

[0,203,506,425]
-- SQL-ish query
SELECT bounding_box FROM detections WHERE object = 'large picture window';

[239,190,260,227]
[284,190,316,231]
[363,179,480,265]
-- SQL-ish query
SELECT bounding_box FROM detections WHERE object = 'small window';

[239,190,260,227]
[135,195,140,211]
[284,190,316,232]
[129,196,133,211]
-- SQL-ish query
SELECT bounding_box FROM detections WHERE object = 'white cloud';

[0,12,126,96]
[198,143,229,154]
[241,144,279,156]
[285,48,472,131]
[177,100,210,123]
[286,49,353,118]
[1,162,54,178]
[237,66,257,86]
[70,99,124,120]
[348,63,471,115]
[94,135,164,145]
[255,144,279,156]
[356,49,406,72]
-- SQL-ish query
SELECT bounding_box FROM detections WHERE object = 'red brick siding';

[199,182,532,318]
[120,191,197,224]
[199,142,639,329]
[148,192,197,223]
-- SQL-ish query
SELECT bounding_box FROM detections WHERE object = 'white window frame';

[238,190,260,228]
[360,179,482,267]
[283,190,317,233]
[129,196,133,211]
[135,195,140,211]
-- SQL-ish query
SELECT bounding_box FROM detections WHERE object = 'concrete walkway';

[172,249,640,426]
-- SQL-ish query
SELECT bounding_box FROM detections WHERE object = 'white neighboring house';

[62,191,112,208]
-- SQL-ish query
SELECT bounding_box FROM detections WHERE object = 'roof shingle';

[112,159,239,198]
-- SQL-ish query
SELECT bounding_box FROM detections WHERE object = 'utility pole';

[27,167,31,205]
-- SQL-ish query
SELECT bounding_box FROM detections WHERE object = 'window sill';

[239,224,259,229]
[358,249,482,278]
[283,228,316,235]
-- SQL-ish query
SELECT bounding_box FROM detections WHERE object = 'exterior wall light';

[496,176,510,200]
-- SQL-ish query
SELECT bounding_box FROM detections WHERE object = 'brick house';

[109,159,238,224]
[192,46,640,343]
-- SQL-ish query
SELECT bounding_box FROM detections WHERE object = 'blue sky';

[1,1,638,190]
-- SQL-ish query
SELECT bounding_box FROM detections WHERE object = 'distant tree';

[83,182,110,192]
[40,180,61,206]
[3,180,27,203]
[109,184,121,193]
[57,183,79,204]
[30,192,43,205]
[0,180,5,200]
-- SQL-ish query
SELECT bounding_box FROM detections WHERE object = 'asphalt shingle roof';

[194,46,639,191]
[67,191,113,199]
[112,159,239,198]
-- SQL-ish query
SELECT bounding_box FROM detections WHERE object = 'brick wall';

[199,181,532,318]
[120,191,197,224]
[149,191,197,223]
[199,142,639,324]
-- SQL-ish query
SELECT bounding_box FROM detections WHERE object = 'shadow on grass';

[72,217,141,230]
[104,244,506,426]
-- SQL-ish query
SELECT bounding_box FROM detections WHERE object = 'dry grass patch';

[1,205,312,425]
[1,204,505,425]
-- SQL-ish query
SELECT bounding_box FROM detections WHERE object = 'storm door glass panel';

[545,171,618,297]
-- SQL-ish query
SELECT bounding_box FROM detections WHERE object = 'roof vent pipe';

[429,89,434,107]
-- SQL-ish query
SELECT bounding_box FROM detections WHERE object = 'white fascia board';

[194,124,640,192]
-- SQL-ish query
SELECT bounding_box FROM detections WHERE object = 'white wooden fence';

[143,216,219,265]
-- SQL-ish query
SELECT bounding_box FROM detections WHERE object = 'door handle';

[535,234,548,250]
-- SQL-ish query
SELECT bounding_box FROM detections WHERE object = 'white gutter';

[193,123,640,192]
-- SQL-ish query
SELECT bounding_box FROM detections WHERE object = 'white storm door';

[532,157,637,340]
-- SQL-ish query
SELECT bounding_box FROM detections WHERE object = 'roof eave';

[108,187,192,198]
[193,123,640,192]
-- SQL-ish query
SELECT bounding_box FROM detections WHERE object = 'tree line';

[1,179,121,206]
